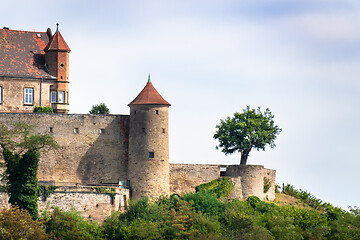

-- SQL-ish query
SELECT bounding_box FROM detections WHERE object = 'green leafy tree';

[89,103,110,114]
[0,122,58,219]
[214,106,282,165]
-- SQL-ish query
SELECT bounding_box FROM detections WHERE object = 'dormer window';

[60,63,64,68]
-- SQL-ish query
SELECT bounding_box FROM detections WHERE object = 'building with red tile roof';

[0,25,70,113]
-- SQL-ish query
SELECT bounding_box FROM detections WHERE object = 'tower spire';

[148,74,151,83]
[56,23,59,32]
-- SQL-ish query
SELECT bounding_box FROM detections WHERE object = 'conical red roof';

[129,79,171,106]
[44,31,71,52]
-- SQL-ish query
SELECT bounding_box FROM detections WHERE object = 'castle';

[0,26,276,221]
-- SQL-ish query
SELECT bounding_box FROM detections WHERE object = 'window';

[0,86,2,104]
[99,128,105,134]
[162,128,165,133]
[58,91,65,103]
[149,152,155,158]
[74,128,79,134]
[142,128,146,133]
[51,91,57,103]
[220,167,227,177]
[156,110,159,114]
[24,88,33,105]
[49,127,53,133]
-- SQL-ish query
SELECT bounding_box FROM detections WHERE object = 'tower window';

[156,110,159,114]
[49,127,53,133]
[24,88,34,105]
[99,128,105,134]
[60,63,64,68]
[162,128,165,133]
[74,128,79,134]
[149,152,155,158]
[134,111,137,114]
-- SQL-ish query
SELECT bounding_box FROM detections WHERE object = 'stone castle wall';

[225,165,276,200]
[0,186,130,222]
[0,113,130,185]
[170,164,221,194]
[170,164,276,201]
[0,112,277,221]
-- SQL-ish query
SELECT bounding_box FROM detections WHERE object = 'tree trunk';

[240,148,251,165]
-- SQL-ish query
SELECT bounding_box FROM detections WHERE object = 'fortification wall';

[0,186,130,222]
[170,164,220,194]
[226,165,276,201]
[0,113,130,185]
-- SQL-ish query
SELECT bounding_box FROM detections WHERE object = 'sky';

[2,0,359,209]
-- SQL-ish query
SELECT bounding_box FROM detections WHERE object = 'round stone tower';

[128,76,171,200]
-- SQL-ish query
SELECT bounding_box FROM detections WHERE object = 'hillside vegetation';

[0,181,359,239]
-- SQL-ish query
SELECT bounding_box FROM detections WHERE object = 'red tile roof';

[0,28,54,79]
[129,79,171,106]
[44,31,70,52]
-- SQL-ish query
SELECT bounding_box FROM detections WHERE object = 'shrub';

[195,178,235,198]
[33,106,53,113]
[43,207,104,240]
[0,206,48,240]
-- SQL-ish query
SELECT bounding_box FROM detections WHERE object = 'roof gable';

[129,79,171,106]
[0,28,55,79]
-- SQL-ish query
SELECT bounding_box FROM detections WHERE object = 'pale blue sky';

[2,0,360,209]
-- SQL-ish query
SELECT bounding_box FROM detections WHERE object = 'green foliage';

[5,150,40,218]
[0,122,58,219]
[263,177,271,193]
[195,177,235,198]
[182,191,225,217]
[43,207,104,240]
[214,106,282,165]
[89,103,110,114]
[283,184,325,210]
[94,187,116,204]
[102,196,223,240]
[0,207,49,240]
[0,206,49,240]
[38,185,57,201]
[33,106,54,113]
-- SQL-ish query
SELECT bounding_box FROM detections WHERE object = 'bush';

[43,207,104,240]
[34,106,54,113]
[0,206,48,240]
[195,178,235,198]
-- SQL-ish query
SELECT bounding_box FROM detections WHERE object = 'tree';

[0,122,58,219]
[89,103,110,114]
[214,106,281,165]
